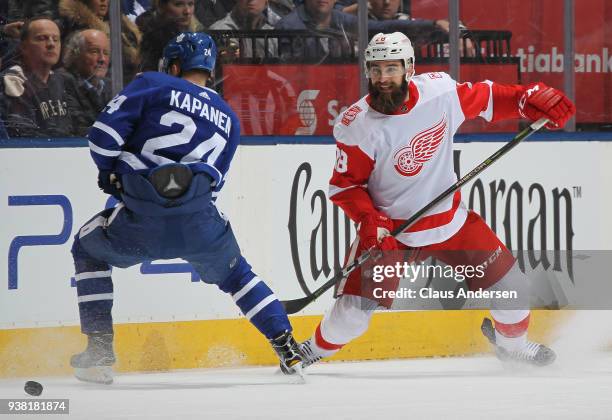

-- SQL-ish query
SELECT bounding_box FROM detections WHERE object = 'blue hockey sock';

[218,257,291,339]
[72,238,114,334]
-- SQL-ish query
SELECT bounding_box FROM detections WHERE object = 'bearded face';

[368,78,408,114]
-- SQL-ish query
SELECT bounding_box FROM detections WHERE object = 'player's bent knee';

[322,295,375,343]
[71,235,92,265]
[216,257,254,293]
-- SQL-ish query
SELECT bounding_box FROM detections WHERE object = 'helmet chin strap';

[404,64,415,82]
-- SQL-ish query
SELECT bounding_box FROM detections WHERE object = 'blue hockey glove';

[98,171,122,199]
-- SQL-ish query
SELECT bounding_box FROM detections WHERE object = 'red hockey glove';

[358,213,399,251]
[518,83,576,129]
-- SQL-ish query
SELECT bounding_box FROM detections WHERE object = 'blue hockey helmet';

[160,32,217,74]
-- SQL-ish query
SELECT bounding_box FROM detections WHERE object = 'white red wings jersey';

[330,71,525,247]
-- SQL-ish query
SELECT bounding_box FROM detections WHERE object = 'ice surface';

[1,353,611,420]
[2,312,611,419]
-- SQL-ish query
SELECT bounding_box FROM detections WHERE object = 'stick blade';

[281,296,313,314]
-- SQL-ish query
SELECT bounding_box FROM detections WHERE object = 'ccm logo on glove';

[518,83,576,129]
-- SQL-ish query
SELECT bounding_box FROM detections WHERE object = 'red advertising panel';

[222,65,359,136]
[413,0,612,125]
[223,63,519,136]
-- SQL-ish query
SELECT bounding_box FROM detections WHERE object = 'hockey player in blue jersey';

[70,32,303,384]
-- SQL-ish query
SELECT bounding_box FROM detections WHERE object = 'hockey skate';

[299,338,323,369]
[70,333,116,385]
[270,331,305,379]
[481,318,556,366]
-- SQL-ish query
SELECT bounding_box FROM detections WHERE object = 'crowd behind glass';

[0,0,488,138]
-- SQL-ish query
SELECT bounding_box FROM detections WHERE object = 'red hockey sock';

[495,314,530,338]
[494,314,530,351]
[314,324,344,351]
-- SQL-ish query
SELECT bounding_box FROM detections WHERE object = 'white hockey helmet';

[365,32,415,81]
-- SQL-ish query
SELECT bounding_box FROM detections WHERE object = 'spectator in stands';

[196,0,233,28]
[366,0,409,20]
[7,0,58,21]
[139,16,184,71]
[331,0,457,31]
[137,0,205,71]
[210,0,281,59]
[197,0,292,27]
[59,0,141,82]
[274,0,355,60]
[268,0,295,18]
[277,0,476,61]
[138,1,205,71]
[275,0,439,61]
[136,0,204,33]
[1,18,74,137]
[335,0,475,56]
[61,29,112,136]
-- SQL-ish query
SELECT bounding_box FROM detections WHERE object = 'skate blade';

[496,353,556,369]
[287,364,306,384]
[74,366,114,385]
[274,364,307,384]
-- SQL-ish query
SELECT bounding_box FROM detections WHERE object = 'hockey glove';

[518,82,576,129]
[98,171,122,200]
[358,213,398,251]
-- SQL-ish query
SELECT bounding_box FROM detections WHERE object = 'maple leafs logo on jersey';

[393,116,447,177]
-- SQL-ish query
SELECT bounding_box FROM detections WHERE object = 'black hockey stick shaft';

[281,118,549,314]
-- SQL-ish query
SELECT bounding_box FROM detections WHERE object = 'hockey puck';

[24,381,43,396]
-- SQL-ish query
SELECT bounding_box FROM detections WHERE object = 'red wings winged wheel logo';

[393,116,447,177]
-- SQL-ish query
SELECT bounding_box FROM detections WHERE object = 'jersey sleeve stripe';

[456,81,494,121]
[92,121,125,146]
[118,152,148,170]
[189,162,223,187]
[204,163,222,184]
[88,141,121,157]
[329,184,361,198]
[478,81,494,121]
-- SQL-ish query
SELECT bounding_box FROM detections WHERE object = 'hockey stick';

[281,118,549,314]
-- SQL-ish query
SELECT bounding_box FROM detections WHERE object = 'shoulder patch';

[426,72,444,79]
[341,104,363,126]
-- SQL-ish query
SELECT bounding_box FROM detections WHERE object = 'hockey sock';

[492,312,530,352]
[72,239,114,335]
[310,324,344,357]
[488,262,531,351]
[309,295,377,358]
[218,257,291,339]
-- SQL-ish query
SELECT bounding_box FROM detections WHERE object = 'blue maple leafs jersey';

[88,71,240,193]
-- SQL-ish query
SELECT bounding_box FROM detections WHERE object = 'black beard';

[368,79,408,114]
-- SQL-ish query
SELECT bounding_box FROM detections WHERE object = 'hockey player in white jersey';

[299,32,576,368]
